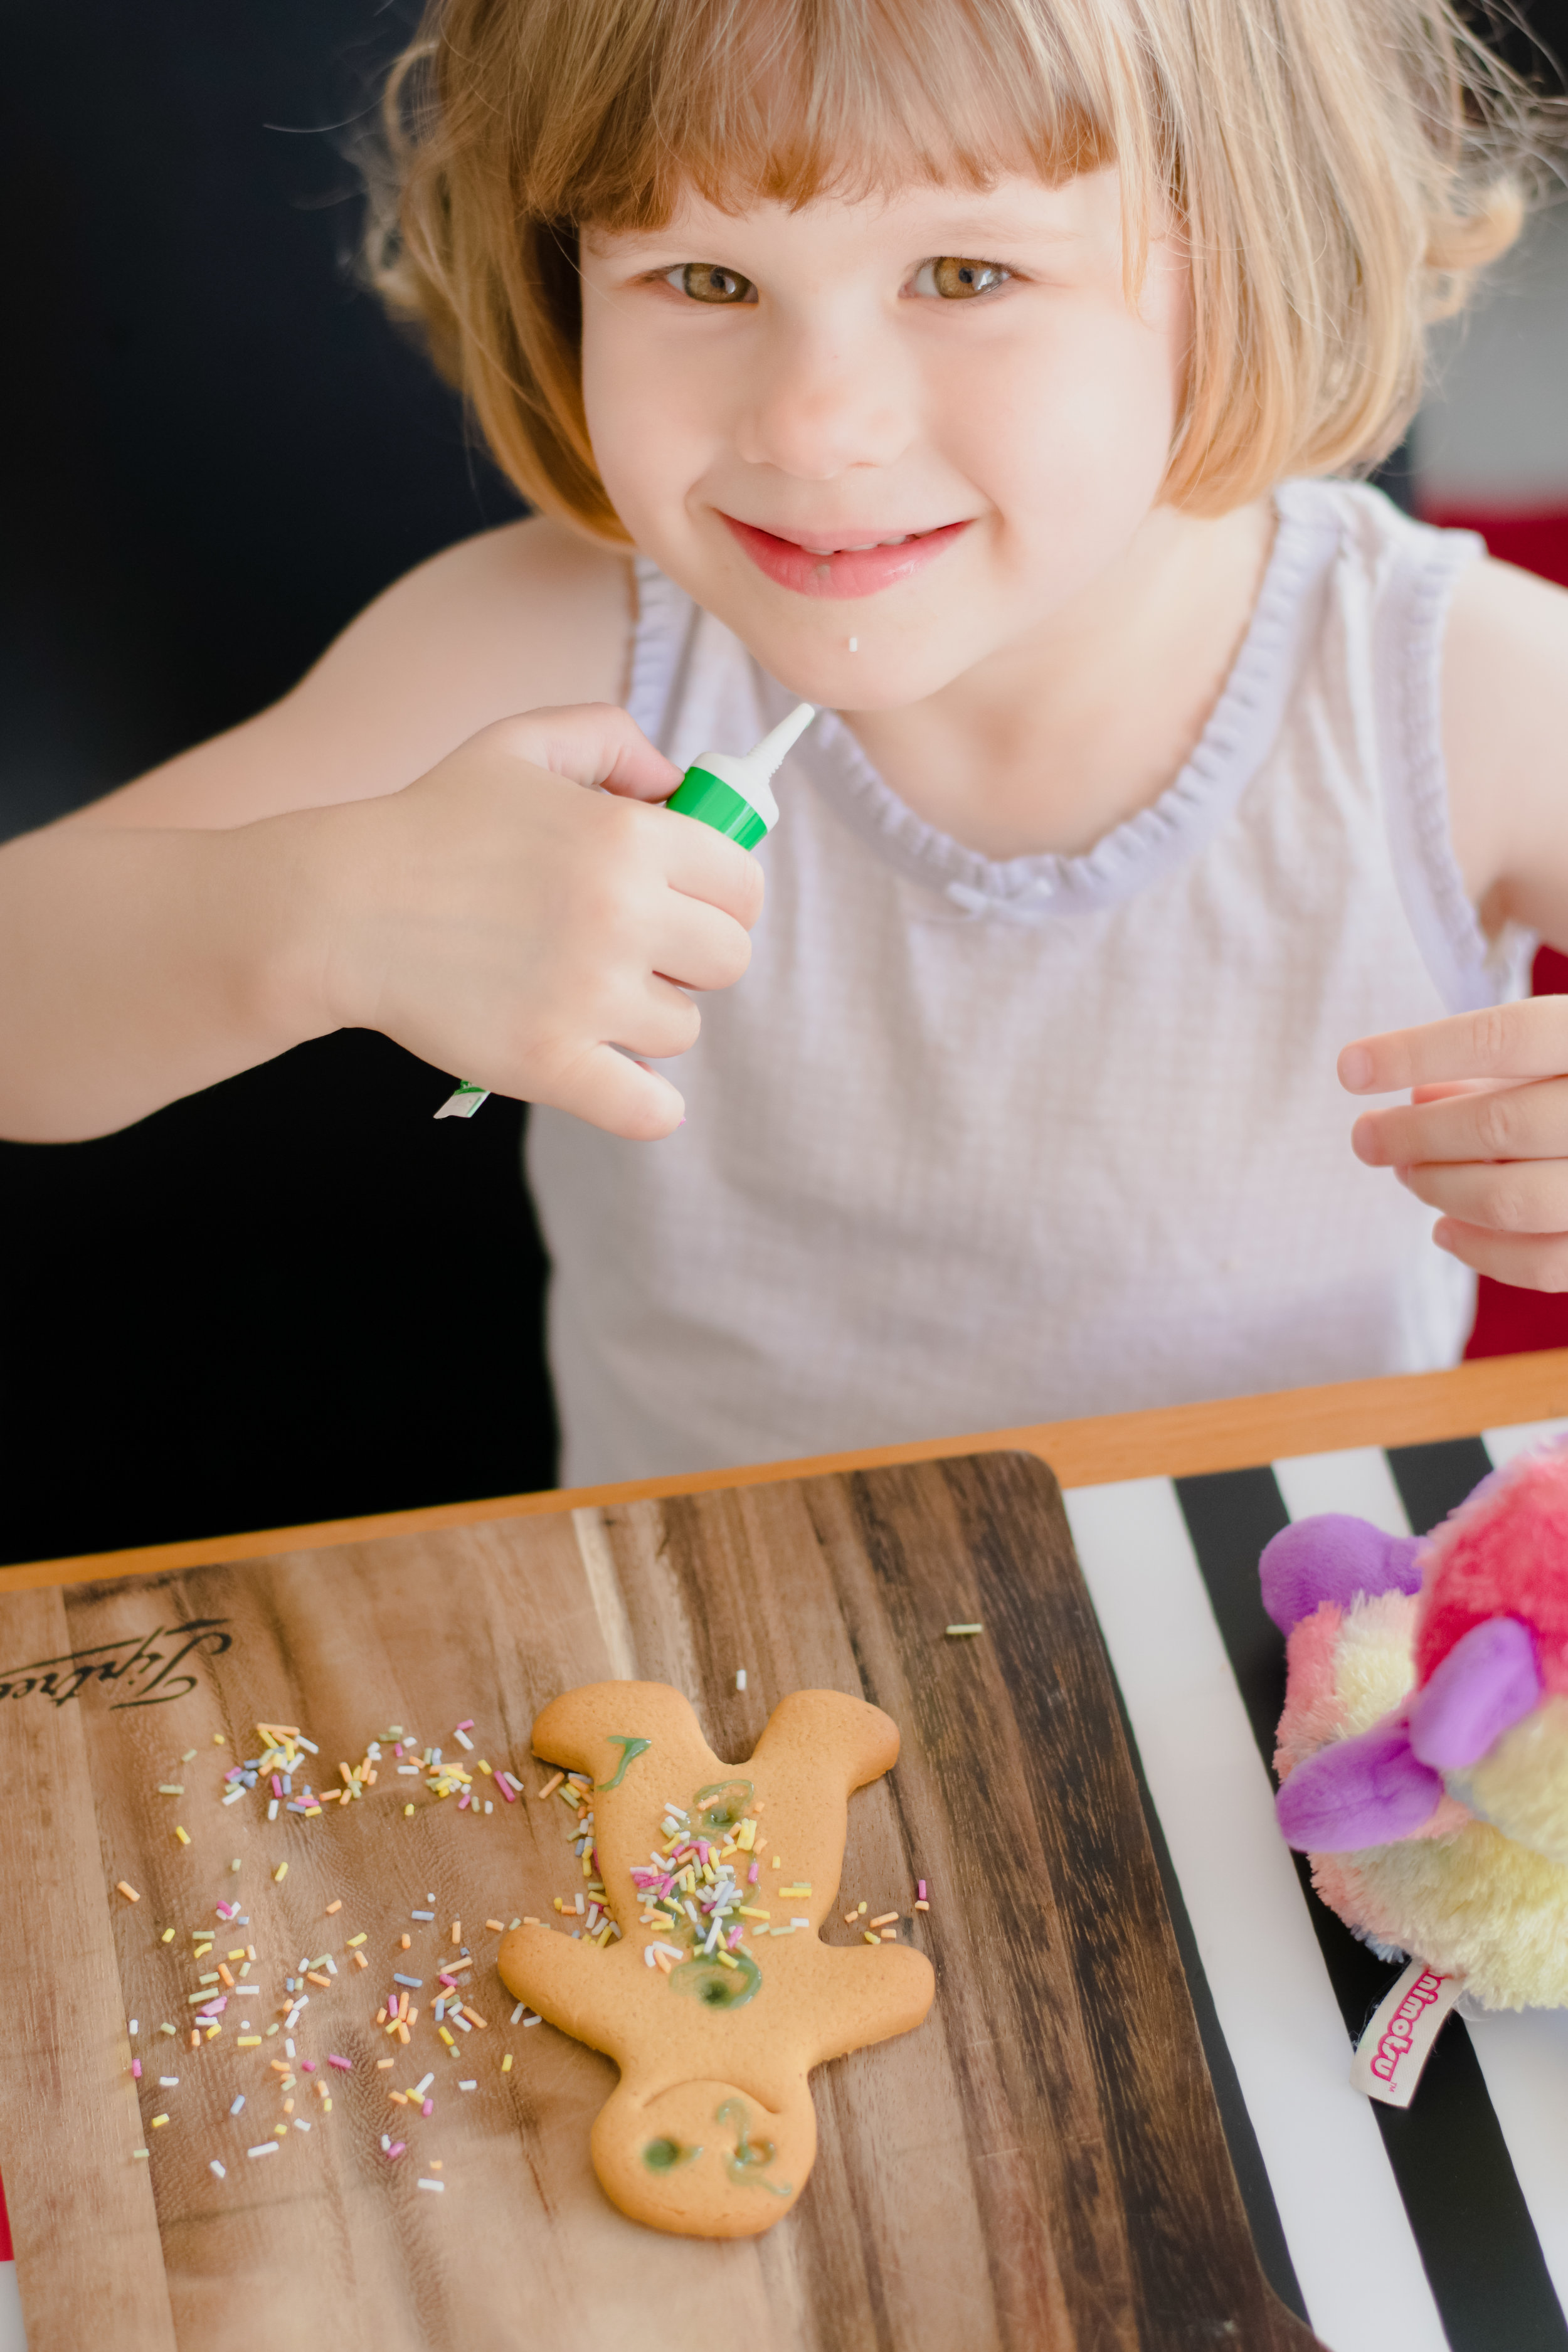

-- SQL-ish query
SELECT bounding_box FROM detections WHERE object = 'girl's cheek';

[945,321,1179,568]
[582,320,713,541]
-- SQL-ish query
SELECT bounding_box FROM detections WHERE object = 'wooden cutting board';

[0,1453,1321,2352]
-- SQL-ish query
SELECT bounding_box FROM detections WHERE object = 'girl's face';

[579,171,1192,712]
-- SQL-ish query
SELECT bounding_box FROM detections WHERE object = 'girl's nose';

[733,322,913,480]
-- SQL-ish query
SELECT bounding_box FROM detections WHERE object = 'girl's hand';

[312,703,761,1139]
[1341,1001,1568,1289]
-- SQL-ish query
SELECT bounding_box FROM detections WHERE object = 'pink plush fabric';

[1416,1449,1568,1697]
[1274,1603,1347,1777]
[1310,1851,1382,1939]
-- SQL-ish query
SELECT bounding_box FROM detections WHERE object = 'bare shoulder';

[1443,554,1568,923]
[299,514,632,718]
[80,516,634,829]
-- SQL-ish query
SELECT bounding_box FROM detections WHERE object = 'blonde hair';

[366,0,1553,529]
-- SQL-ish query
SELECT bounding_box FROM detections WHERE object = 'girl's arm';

[1342,556,1568,1288]
[0,521,761,1143]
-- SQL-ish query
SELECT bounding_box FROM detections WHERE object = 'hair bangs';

[516,0,1119,233]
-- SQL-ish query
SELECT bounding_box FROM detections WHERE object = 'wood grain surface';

[0,1455,1322,2351]
[6,1344,1565,1599]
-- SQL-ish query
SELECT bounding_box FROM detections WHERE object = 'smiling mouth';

[739,519,955,553]
[719,514,972,601]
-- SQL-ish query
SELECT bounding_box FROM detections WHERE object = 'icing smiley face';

[497,1681,935,2237]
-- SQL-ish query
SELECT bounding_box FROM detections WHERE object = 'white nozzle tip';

[750,701,816,778]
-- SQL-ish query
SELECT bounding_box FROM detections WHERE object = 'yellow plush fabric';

[1333,1592,1422,1729]
[1325,1822,1568,2011]
[1457,1695,1568,1871]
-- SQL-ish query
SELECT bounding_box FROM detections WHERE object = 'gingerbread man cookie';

[498,1682,935,2237]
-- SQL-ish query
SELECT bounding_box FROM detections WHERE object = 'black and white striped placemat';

[1066,1417,1568,2352]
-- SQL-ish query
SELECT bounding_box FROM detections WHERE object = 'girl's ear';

[1275,1717,1444,1851]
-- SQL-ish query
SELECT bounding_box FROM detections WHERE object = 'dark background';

[3,3,1566,1569]
[0,2,556,1565]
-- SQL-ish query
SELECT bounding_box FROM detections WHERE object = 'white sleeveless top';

[528,480,1530,1486]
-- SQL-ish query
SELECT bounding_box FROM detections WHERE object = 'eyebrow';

[595,210,1087,258]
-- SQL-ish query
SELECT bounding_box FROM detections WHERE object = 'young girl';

[3,0,1565,1487]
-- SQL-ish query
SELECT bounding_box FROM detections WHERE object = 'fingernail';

[1340,1045,1374,1092]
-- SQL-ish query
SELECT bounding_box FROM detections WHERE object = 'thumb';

[487,703,682,804]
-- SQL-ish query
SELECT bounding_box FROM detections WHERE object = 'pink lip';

[720,514,971,600]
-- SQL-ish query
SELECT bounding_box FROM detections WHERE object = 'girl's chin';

[734,627,984,713]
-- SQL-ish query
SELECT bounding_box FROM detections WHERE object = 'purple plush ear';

[1259,1515,1424,1633]
[1276,1720,1444,1851]
[1408,1617,1542,1771]
[1259,1515,1429,1628]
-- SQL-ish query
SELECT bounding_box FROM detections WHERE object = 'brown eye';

[678,262,755,305]
[923,256,1010,300]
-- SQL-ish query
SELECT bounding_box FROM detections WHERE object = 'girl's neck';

[839,497,1276,863]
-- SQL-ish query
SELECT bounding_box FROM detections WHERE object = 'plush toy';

[1263,1439,1568,2011]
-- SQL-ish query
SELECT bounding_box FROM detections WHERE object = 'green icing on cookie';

[716,2096,792,2196]
[691,1777,753,1835]
[669,1950,762,2011]
[596,1735,652,1790]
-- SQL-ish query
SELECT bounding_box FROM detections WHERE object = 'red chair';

[1417,504,1568,1363]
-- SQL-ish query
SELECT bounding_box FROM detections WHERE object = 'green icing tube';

[434,704,814,1121]
[665,702,816,847]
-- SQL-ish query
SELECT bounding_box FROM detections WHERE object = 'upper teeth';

[800,534,910,554]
